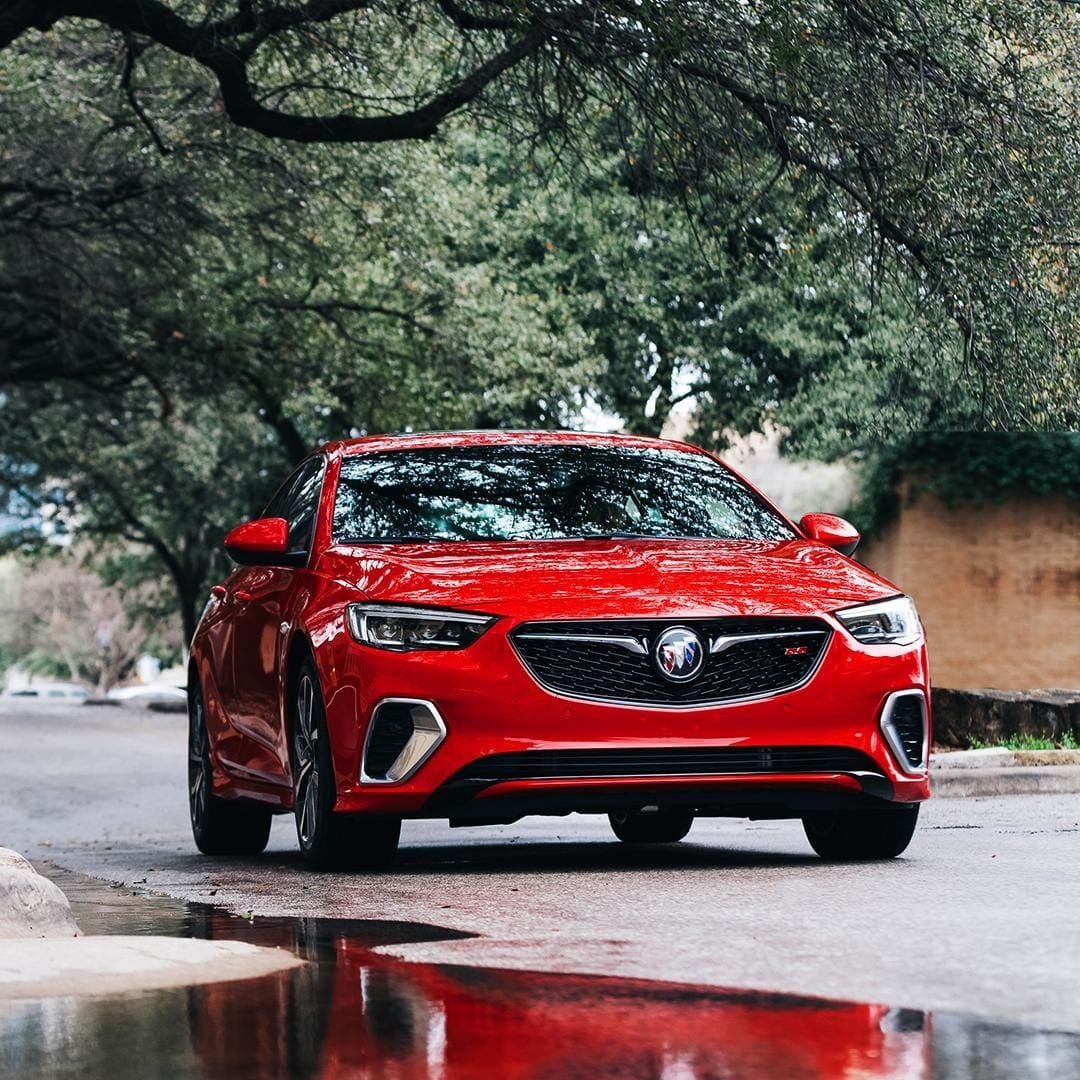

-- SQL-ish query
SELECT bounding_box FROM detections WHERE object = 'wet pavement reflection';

[1,871,1078,1079]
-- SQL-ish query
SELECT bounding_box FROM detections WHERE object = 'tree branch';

[4,0,543,144]
[120,33,171,156]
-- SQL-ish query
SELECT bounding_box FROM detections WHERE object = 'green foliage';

[967,732,1079,752]
[2,14,1079,640]
[846,433,1080,539]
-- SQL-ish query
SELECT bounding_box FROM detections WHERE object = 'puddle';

[1,870,1078,1079]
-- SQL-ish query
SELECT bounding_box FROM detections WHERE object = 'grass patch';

[967,732,1079,751]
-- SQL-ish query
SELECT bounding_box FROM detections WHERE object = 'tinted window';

[263,456,326,556]
[333,445,793,543]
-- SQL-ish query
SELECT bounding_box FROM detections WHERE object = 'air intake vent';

[362,700,446,783]
[363,704,416,780]
[444,745,883,786]
[880,692,927,773]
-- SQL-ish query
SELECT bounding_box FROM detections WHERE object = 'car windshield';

[332,444,795,544]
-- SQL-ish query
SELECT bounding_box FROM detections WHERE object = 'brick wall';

[859,488,1080,690]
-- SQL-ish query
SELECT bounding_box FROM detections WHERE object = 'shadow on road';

[131,836,830,879]
[390,838,823,874]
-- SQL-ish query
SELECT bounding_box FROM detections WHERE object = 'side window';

[262,456,327,559]
[262,477,293,522]
[284,457,326,556]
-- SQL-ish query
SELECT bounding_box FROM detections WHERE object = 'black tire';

[803,804,920,861]
[188,679,272,856]
[608,807,695,844]
[290,658,401,871]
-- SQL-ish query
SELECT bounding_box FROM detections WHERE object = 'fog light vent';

[362,699,446,783]
[880,691,927,774]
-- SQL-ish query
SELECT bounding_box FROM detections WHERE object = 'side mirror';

[224,517,291,566]
[799,513,861,556]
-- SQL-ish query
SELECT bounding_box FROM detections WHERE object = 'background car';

[188,430,930,869]
[6,682,89,700]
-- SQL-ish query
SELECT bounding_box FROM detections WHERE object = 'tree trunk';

[177,578,200,649]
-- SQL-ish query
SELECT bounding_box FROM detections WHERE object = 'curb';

[931,765,1080,798]
[0,936,303,1001]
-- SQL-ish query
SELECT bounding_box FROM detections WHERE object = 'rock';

[931,687,1080,749]
[0,849,35,874]
[0,848,81,939]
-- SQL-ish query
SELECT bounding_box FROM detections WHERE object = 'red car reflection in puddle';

[188,911,929,1079]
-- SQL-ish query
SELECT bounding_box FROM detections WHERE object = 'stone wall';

[932,688,1080,748]
[859,489,1080,690]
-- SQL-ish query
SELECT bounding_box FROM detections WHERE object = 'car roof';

[322,429,714,460]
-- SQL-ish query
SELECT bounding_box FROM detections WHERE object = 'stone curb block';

[932,765,1080,799]
[0,848,81,939]
[931,748,1015,770]
[932,747,1080,770]
[0,936,304,1000]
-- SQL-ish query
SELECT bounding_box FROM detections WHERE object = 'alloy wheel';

[294,673,320,848]
[188,690,209,827]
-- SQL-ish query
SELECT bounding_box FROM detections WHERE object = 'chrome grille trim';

[709,629,827,655]
[514,632,648,655]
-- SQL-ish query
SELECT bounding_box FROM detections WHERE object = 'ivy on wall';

[847,433,1080,540]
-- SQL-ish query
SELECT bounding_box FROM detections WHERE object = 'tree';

[0,555,180,693]
[2,15,1078,641]
[1,2,1077,428]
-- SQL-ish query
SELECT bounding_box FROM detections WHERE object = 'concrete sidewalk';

[932,747,1080,797]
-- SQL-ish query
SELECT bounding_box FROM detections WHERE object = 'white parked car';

[106,685,187,705]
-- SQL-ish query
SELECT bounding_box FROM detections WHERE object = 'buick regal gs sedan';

[188,430,930,870]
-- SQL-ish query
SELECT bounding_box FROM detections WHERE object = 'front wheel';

[803,804,920,861]
[609,807,694,844]
[188,680,272,856]
[291,659,400,871]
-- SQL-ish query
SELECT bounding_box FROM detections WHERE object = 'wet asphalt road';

[6,872,1080,1080]
[2,700,1079,1036]
[2,871,1075,1080]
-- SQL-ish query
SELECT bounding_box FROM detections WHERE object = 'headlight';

[346,603,497,651]
[835,596,922,646]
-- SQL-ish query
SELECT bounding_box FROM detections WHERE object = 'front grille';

[886,694,926,770]
[448,746,881,785]
[510,617,830,706]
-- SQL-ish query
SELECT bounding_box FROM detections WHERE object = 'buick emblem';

[654,626,705,683]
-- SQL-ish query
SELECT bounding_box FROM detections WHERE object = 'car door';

[222,456,326,783]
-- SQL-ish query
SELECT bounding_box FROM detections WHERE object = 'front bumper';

[314,613,931,818]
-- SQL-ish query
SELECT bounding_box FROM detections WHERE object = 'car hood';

[321,539,899,621]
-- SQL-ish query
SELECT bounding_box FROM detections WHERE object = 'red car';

[188,430,930,870]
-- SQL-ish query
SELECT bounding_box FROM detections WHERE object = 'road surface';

[1,699,1078,1033]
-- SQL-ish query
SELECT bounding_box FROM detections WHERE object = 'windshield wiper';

[574,531,666,540]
